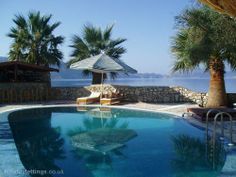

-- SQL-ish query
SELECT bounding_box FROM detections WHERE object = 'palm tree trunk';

[206,58,228,108]
[92,72,103,84]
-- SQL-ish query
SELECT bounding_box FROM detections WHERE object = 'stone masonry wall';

[1,83,235,105]
[50,84,210,106]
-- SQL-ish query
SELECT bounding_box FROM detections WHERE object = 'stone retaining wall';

[1,84,236,106]
[50,85,236,106]
[50,85,209,106]
[50,87,90,100]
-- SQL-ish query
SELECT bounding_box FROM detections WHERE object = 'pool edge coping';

[0,103,184,117]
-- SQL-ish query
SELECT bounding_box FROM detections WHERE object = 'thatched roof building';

[0,61,58,83]
[199,0,236,17]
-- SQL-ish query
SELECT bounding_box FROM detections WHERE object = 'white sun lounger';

[76,92,100,105]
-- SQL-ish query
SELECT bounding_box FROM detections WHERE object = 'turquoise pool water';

[1,107,226,177]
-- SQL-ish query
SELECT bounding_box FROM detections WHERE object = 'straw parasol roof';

[70,53,137,96]
[199,0,236,16]
[70,53,137,74]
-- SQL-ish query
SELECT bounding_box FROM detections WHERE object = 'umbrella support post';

[100,72,104,106]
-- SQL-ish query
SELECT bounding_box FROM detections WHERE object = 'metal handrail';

[213,112,234,147]
[211,112,234,169]
[205,109,221,170]
[206,109,221,139]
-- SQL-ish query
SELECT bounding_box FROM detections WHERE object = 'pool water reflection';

[7,107,226,177]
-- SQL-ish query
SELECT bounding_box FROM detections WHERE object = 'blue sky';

[0,0,196,74]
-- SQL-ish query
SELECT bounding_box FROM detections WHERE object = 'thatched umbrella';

[70,53,137,98]
[70,53,137,74]
[199,0,236,16]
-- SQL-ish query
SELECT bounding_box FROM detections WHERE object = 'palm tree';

[172,6,236,107]
[69,24,127,84]
[8,11,64,66]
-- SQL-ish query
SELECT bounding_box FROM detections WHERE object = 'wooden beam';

[14,63,18,81]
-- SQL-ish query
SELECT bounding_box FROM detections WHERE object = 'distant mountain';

[1,56,236,79]
[51,62,164,80]
[169,69,210,78]
[115,73,164,79]
[0,56,7,62]
[0,56,85,79]
[51,61,87,79]
[169,68,236,78]
[51,65,164,80]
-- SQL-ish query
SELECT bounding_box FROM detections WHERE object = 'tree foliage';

[68,24,127,79]
[172,6,236,73]
[8,11,64,66]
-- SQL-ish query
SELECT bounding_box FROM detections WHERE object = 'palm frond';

[103,24,114,41]
[171,6,236,73]
[68,24,126,77]
[13,14,27,29]
[109,38,127,48]
[172,57,196,73]
[8,11,64,66]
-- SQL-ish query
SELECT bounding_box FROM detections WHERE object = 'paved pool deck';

[0,101,236,177]
[0,101,195,116]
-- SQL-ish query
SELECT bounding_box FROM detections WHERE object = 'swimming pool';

[0,106,227,177]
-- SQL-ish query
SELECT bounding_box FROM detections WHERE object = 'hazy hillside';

[50,60,164,80]
[50,61,87,79]
[0,56,85,79]
[0,56,7,62]
[1,56,236,79]
[51,63,163,79]
[169,69,209,78]
[170,68,236,78]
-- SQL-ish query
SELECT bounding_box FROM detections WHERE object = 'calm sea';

[51,78,236,93]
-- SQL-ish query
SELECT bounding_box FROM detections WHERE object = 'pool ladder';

[205,109,235,170]
[183,109,234,169]
[206,109,234,146]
